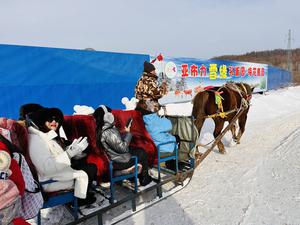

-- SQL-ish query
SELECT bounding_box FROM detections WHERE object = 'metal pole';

[287,29,292,72]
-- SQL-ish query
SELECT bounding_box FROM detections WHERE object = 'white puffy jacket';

[28,127,88,198]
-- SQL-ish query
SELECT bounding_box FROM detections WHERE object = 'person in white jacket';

[27,107,96,206]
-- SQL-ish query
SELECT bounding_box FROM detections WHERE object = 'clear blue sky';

[0,0,299,59]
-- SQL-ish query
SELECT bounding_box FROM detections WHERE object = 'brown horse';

[192,82,254,154]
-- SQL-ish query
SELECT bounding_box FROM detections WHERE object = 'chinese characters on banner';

[151,56,268,105]
[180,64,265,80]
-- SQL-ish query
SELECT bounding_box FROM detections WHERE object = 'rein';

[226,83,251,104]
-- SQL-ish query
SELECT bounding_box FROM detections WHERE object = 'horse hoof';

[219,150,226,154]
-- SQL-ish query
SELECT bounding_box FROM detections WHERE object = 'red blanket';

[64,115,109,182]
[112,110,157,165]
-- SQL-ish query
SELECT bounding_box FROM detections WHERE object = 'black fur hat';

[143,61,155,73]
[29,107,64,132]
[19,103,44,120]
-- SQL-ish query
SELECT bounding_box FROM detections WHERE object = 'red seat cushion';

[64,115,100,155]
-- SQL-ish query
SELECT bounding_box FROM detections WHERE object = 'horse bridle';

[240,83,252,103]
[225,83,252,108]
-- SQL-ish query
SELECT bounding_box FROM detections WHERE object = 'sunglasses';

[46,116,60,123]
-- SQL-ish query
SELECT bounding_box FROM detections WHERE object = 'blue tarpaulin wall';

[0,44,292,119]
[0,44,149,119]
[268,65,292,90]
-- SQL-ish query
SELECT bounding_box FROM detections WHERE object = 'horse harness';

[205,83,251,119]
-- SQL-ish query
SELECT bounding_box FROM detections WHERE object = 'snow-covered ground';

[118,86,300,225]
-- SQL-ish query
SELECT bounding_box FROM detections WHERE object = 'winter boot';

[78,192,97,206]
[139,172,152,186]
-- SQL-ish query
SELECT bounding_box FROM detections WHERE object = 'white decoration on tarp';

[164,61,177,79]
[121,97,138,110]
[73,105,95,115]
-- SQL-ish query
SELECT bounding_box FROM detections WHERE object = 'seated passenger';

[93,105,152,186]
[143,112,177,157]
[27,107,97,206]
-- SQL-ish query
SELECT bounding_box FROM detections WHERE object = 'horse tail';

[192,91,209,118]
[192,91,209,132]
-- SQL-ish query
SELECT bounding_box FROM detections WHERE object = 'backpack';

[13,153,44,220]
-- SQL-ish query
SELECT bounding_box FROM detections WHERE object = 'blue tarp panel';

[0,44,291,119]
[0,44,149,119]
[268,65,292,90]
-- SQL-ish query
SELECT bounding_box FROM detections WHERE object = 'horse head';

[235,83,254,104]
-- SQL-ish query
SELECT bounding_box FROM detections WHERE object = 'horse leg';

[230,121,238,142]
[213,119,226,154]
[236,114,247,144]
[195,116,205,135]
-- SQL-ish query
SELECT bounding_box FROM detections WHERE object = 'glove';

[66,137,89,159]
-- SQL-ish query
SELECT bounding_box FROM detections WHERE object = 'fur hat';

[29,107,64,132]
[19,103,44,121]
[144,61,156,73]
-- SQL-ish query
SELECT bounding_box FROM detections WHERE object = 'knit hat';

[143,61,156,73]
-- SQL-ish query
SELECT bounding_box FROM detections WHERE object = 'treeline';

[213,49,300,83]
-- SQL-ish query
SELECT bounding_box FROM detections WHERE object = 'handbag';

[13,153,44,220]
